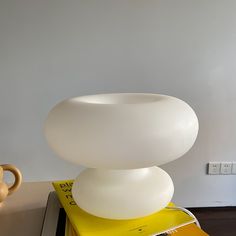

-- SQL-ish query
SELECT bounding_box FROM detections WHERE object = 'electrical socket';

[220,162,232,175]
[208,162,221,175]
[207,162,236,175]
[232,163,236,174]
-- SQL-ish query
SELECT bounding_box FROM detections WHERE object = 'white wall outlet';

[232,163,236,174]
[220,162,232,175]
[208,162,221,175]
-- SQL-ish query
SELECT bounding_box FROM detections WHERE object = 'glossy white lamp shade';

[44,93,198,219]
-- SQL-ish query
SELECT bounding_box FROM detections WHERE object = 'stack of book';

[41,180,209,236]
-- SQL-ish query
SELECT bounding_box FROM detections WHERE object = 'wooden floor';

[188,207,236,236]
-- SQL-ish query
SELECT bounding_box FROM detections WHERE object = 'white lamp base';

[72,166,174,219]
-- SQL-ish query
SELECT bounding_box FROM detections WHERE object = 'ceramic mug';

[0,164,22,203]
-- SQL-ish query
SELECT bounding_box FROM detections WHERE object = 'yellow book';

[53,180,195,236]
[65,220,209,236]
[168,223,209,235]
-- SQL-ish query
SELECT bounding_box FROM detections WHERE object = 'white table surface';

[0,182,53,236]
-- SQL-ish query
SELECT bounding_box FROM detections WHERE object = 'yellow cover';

[168,223,209,235]
[53,180,195,236]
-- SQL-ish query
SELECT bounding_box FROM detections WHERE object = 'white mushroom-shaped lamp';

[44,93,198,219]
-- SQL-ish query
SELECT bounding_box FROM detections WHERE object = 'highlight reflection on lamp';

[44,93,198,219]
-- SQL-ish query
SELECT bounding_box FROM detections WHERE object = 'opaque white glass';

[44,93,198,219]
[44,93,199,169]
[72,166,174,219]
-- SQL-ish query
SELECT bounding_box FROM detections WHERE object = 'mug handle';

[1,164,22,195]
